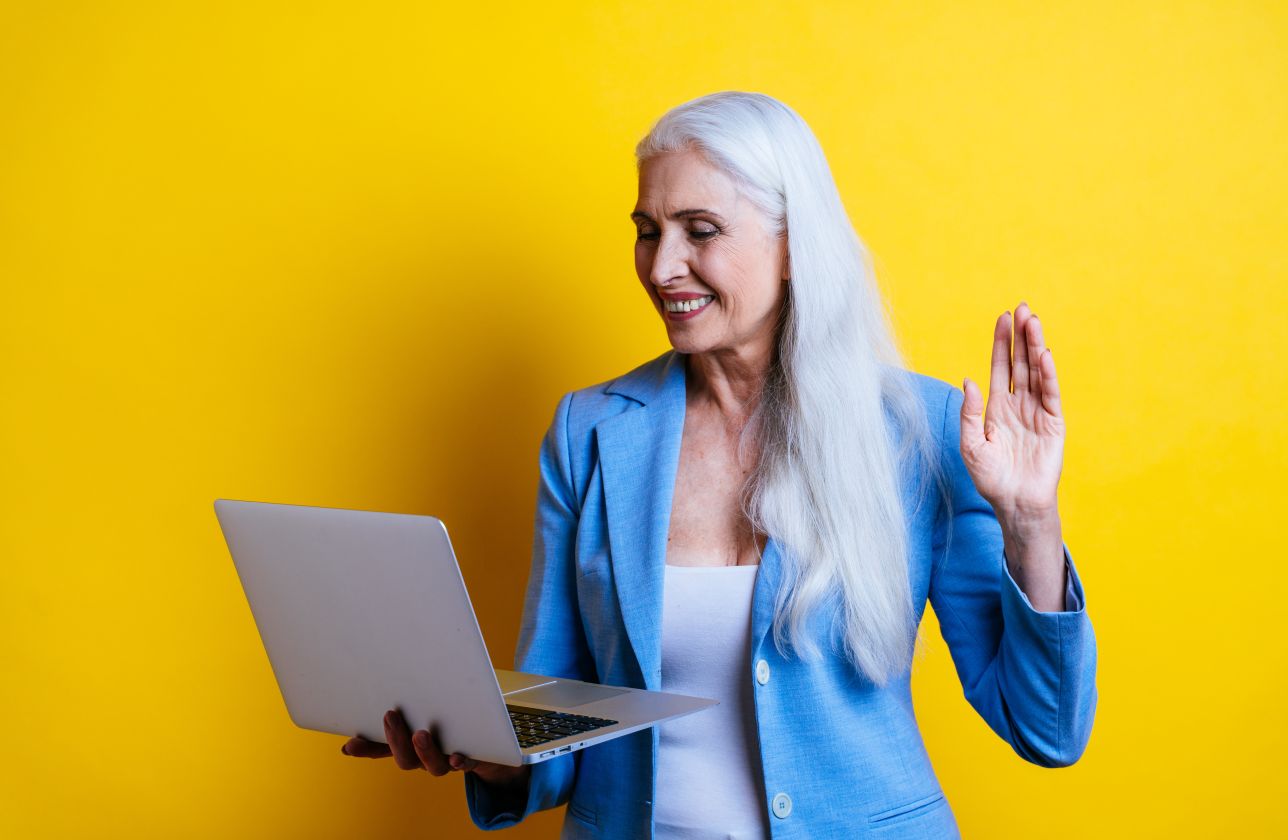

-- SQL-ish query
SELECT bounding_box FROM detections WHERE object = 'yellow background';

[3,1,1285,837]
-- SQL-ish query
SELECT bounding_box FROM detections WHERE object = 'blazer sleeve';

[927,384,1098,768]
[465,390,597,828]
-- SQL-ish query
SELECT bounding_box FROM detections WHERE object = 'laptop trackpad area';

[508,680,628,708]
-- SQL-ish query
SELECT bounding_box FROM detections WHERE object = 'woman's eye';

[634,227,718,242]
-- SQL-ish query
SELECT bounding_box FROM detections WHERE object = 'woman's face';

[632,148,787,358]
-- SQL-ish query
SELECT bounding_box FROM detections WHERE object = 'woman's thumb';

[960,378,986,450]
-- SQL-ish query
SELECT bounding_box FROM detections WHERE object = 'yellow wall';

[3,2,1284,837]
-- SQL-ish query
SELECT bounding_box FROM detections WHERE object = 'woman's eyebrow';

[630,209,726,222]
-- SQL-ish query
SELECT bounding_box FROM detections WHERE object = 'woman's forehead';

[635,152,744,216]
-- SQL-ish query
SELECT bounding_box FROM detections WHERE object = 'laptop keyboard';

[506,704,618,749]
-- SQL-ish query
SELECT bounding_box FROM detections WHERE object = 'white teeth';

[665,295,714,313]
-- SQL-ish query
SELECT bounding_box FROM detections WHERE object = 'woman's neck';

[685,342,773,424]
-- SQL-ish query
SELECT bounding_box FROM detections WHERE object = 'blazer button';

[771,792,792,818]
[755,659,770,685]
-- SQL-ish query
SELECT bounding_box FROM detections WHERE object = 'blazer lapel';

[596,351,687,691]
[750,537,784,659]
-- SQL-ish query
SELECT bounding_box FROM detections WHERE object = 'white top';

[654,564,770,840]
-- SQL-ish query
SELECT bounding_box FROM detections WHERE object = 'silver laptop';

[214,499,717,766]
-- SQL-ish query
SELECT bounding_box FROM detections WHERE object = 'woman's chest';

[665,415,765,568]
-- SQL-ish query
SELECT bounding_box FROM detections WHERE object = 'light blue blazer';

[466,350,1097,838]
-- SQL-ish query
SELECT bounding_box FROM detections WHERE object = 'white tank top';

[654,564,770,840]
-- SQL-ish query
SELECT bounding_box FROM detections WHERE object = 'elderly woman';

[344,91,1097,838]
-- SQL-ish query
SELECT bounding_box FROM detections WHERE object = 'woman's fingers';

[1012,301,1032,394]
[341,735,391,758]
[1038,340,1062,417]
[383,709,422,771]
[989,310,1011,401]
[346,712,501,784]
[1026,311,1049,398]
[412,727,452,776]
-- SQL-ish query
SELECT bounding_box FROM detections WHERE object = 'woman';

[344,91,1097,838]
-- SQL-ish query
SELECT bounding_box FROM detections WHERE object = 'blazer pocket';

[867,791,946,826]
[567,799,598,827]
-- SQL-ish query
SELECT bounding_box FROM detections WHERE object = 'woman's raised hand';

[959,301,1064,521]
[341,708,530,791]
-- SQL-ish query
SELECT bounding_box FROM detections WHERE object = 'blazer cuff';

[995,542,1097,766]
[464,772,526,830]
[465,752,576,830]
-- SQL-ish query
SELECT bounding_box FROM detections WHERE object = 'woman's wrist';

[471,765,531,807]
[998,509,1067,611]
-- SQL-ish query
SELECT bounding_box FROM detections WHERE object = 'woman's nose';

[649,232,688,288]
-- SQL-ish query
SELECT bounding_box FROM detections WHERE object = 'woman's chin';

[664,331,712,355]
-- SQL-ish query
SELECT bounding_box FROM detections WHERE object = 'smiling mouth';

[663,294,715,314]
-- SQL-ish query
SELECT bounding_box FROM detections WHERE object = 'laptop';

[213,499,717,766]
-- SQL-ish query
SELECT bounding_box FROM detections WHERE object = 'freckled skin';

[632,149,788,567]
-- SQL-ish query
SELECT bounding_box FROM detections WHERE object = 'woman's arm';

[928,303,1098,767]
[465,390,597,828]
[929,386,1098,766]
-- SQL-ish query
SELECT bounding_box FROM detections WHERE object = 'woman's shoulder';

[559,348,678,423]
[536,349,675,456]
[881,363,961,428]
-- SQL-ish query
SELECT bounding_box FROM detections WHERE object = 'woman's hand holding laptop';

[342,708,531,794]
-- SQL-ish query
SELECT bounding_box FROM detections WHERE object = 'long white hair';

[636,91,952,686]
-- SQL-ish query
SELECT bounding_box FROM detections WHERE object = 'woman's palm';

[960,302,1064,517]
